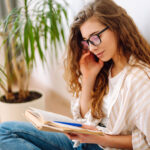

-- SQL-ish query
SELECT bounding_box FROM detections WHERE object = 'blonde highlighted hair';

[64,0,150,119]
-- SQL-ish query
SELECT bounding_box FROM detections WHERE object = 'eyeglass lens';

[89,35,101,45]
[81,26,109,49]
[81,35,101,49]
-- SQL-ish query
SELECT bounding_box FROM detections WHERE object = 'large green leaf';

[24,22,29,66]
[34,26,44,62]
[28,19,35,62]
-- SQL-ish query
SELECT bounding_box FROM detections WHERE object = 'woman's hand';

[65,124,105,144]
[65,124,133,149]
[79,50,104,79]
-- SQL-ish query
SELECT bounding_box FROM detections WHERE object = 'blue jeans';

[0,121,103,150]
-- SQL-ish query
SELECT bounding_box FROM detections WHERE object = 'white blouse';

[71,65,127,149]
[71,65,127,127]
[71,56,150,149]
[101,66,127,126]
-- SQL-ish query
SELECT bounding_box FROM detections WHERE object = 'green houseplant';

[0,0,68,122]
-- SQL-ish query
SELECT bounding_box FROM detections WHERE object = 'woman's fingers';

[79,51,90,64]
[64,133,79,140]
[82,124,97,130]
[82,49,88,54]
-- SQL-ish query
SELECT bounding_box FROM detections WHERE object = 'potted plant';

[0,0,68,122]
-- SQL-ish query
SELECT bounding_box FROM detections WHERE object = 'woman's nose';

[89,43,98,53]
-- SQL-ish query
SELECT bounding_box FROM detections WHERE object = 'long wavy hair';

[64,0,150,119]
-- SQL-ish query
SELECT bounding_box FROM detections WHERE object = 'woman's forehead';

[80,17,105,39]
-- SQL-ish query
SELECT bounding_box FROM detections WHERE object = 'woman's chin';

[100,56,111,62]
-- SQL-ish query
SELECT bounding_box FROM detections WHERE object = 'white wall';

[114,0,150,43]
[32,0,85,101]
[32,0,150,101]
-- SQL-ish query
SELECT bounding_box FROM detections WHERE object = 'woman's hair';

[64,0,150,119]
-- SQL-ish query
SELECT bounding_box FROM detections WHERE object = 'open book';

[25,107,104,136]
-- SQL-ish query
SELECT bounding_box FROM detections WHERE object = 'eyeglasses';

[81,26,109,49]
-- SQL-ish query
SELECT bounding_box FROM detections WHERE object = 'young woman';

[0,0,150,149]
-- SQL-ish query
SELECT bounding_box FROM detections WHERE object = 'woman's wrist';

[98,134,133,149]
[82,75,96,87]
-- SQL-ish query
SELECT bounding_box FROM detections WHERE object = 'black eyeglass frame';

[82,26,109,46]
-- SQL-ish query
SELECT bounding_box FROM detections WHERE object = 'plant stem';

[0,82,7,94]
[0,30,13,98]
[5,0,27,100]
[11,39,26,98]
[4,41,13,93]
[0,82,14,100]
[0,32,8,36]
[5,0,11,13]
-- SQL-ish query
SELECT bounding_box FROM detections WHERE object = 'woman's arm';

[79,51,104,117]
[79,76,96,117]
[103,134,132,149]
[66,125,133,149]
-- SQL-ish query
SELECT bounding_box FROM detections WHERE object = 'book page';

[25,107,104,136]
[27,107,76,124]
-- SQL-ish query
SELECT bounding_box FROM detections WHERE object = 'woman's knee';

[0,121,33,134]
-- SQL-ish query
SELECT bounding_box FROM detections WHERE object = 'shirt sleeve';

[132,108,150,150]
[127,67,150,149]
[71,97,102,149]
[71,97,101,125]
[71,98,83,122]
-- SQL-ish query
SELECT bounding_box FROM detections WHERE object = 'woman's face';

[80,17,119,62]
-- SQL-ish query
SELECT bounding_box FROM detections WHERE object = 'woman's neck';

[111,54,127,77]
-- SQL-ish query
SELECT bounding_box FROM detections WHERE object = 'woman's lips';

[96,51,104,58]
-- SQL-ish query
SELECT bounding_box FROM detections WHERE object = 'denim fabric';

[0,121,103,150]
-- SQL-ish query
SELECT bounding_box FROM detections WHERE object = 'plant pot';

[0,91,45,122]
